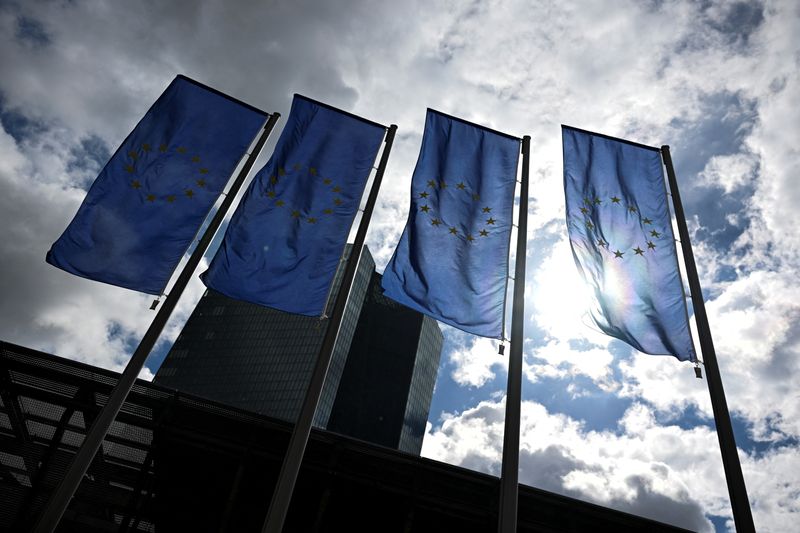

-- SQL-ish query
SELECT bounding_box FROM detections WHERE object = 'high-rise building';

[154,246,443,454]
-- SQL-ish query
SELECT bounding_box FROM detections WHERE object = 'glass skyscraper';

[155,246,442,454]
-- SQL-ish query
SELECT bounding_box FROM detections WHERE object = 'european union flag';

[46,75,268,294]
[381,110,520,338]
[562,125,696,361]
[201,95,385,316]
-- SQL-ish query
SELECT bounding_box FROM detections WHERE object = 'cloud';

[1,1,799,531]
[448,336,507,388]
[423,399,716,532]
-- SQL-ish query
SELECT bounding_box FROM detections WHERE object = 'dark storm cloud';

[15,15,51,47]
[66,134,111,188]
[0,97,48,143]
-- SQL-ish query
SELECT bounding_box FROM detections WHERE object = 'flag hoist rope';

[32,112,282,533]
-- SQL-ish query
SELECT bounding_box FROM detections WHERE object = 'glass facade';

[155,245,374,427]
[326,272,443,454]
[154,246,442,453]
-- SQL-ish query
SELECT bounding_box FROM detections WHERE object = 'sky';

[0,0,798,531]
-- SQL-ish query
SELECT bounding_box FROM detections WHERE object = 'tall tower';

[154,247,442,454]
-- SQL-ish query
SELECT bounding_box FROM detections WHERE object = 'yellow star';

[580,207,589,214]
[593,197,601,205]
[634,247,644,255]
[650,230,661,238]
[420,205,430,212]
[199,168,209,174]
[323,208,333,214]
[270,175,278,184]
[486,217,496,225]
[597,239,607,247]
[420,191,429,198]
[159,144,168,153]
[307,217,317,224]
[191,155,201,163]
[334,198,343,206]
[128,150,138,160]
[146,194,156,202]
[449,227,458,235]
[279,167,286,176]
[614,250,624,258]
[439,181,447,189]
[177,147,187,154]
[291,210,301,218]
[332,186,341,193]
[431,219,441,226]
[185,189,194,198]
[479,229,489,237]
[196,179,206,187]
[611,196,621,204]
[276,199,285,207]
[466,234,474,242]
[427,179,436,188]
[323,178,332,185]
[642,217,653,225]
[267,190,276,198]
[628,205,637,213]
[472,193,480,201]
[457,182,466,190]
[586,221,594,230]
[482,206,491,213]
[142,143,151,152]
[584,198,592,206]
[125,165,135,173]
[647,241,656,250]
[166,195,176,203]
[309,167,317,176]
[131,180,142,189]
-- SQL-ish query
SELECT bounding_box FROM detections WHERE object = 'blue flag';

[381,110,520,338]
[201,95,385,316]
[46,75,268,294]
[562,125,696,361]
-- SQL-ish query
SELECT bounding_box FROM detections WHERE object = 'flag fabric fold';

[381,110,520,338]
[201,95,385,316]
[562,125,695,361]
[46,75,267,294]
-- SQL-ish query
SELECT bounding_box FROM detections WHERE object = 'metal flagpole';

[498,135,530,533]
[32,112,281,533]
[262,124,398,533]
[661,145,756,533]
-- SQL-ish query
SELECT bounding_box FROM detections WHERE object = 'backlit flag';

[46,75,267,294]
[562,125,695,361]
[201,95,385,315]
[381,110,520,338]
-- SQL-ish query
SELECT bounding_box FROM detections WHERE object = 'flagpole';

[661,145,756,533]
[262,124,397,533]
[498,135,530,533]
[32,112,281,533]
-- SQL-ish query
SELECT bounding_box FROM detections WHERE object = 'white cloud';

[2,1,799,531]
[699,152,759,193]
[449,336,507,388]
[424,398,718,531]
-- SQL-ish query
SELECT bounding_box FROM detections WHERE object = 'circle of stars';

[577,195,665,260]
[263,163,347,224]
[415,177,497,244]
[126,142,210,205]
